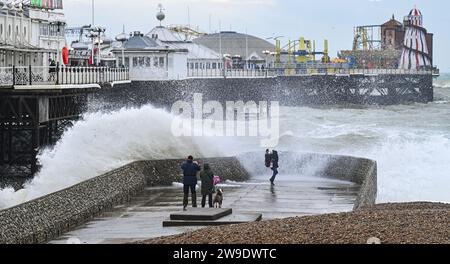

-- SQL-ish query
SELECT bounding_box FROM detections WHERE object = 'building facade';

[111,31,188,80]
[0,1,66,68]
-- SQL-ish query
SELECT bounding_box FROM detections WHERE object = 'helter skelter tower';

[399,7,432,70]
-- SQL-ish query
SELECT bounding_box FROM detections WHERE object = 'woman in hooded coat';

[200,164,215,208]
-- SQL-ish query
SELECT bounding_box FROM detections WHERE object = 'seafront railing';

[0,66,130,87]
[187,67,439,78]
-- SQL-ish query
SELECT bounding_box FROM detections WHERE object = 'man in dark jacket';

[181,155,201,211]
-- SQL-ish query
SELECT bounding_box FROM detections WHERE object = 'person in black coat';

[181,155,201,210]
[266,149,279,185]
[200,164,214,208]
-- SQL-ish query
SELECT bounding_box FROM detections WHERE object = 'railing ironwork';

[0,66,129,87]
[187,67,439,78]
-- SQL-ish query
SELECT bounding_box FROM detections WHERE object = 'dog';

[213,189,224,208]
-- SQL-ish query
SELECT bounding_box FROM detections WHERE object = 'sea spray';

[0,105,237,209]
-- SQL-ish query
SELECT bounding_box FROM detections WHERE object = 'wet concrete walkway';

[50,175,359,244]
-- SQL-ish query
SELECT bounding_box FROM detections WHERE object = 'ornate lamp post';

[115,28,127,67]
[86,29,98,66]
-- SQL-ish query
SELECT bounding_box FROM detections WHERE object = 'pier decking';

[0,66,130,177]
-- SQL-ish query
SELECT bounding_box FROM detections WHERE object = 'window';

[133,57,138,67]
[138,57,145,67]
[23,27,27,39]
[8,25,11,38]
[0,24,3,37]
[195,62,198,69]
[153,57,158,67]
[159,57,165,68]
[145,57,151,67]
[40,24,49,36]
[212,63,217,69]
[206,63,211,69]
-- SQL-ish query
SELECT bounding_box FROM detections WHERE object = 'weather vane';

[156,3,165,26]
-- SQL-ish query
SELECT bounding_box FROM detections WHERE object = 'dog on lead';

[213,189,224,208]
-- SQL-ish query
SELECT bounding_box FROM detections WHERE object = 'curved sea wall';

[0,157,249,244]
[237,152,377,210]
[0,153,376,244]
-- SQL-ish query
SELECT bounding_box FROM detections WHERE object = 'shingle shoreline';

[140,202,450,244]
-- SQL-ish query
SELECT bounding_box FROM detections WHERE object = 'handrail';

[187,67,438,78]
[1,66,130,86]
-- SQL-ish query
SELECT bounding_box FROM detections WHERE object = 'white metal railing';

[0,66,130,86]
[187,67,438,78]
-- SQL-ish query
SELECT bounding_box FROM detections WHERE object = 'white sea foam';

[0,105,234,209]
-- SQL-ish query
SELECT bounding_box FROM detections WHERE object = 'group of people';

[181,150,280,210]
[181,156,215,211]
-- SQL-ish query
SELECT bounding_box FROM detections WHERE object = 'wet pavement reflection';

[51,175,359,244]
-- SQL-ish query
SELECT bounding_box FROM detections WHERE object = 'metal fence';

[0,66,130,87]
[187,67,440,78]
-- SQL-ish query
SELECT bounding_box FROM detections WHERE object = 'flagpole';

[91,0,95,66]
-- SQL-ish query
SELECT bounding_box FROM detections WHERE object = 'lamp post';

[91,0,95,66]
[115,28,127,67]
[56,21,64,67]
[262,50,270,69]
[97,27,105,66]
[87,27,105,66]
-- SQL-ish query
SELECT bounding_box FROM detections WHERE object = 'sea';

[0,74,449,209]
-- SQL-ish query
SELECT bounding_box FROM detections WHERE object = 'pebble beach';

[140,202,450,244]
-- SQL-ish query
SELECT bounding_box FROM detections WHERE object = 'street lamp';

[94,37,103,66]
[115,28,127,67]
[262,50,271,69]
[55,21,65,67]
[87,26,105,66]
[86,30,98,65]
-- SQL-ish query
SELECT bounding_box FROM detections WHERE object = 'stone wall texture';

[0,157,249,244]
[0,153,376,244]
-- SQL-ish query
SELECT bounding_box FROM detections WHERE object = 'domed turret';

[407,7,423,27]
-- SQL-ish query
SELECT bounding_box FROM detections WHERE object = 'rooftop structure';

[193,31,276,68]
[340,7,434,69]
[399,7,432,70]
[111,31,188,80]
[112,4,223,80]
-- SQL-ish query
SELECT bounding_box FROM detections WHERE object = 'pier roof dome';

[193,31,275,60]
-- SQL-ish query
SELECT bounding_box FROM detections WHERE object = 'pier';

[0,66,130,178]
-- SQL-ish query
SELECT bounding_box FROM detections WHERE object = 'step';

[163,213,262,227]
[170,208,232,221]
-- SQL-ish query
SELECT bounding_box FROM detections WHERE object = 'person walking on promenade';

[200,163,215,208]
[181,155,201,211]
[265,149,279,185]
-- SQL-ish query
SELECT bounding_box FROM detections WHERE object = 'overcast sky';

[64,0,450,72]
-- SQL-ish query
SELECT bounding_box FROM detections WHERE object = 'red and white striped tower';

[399,7,432,70]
